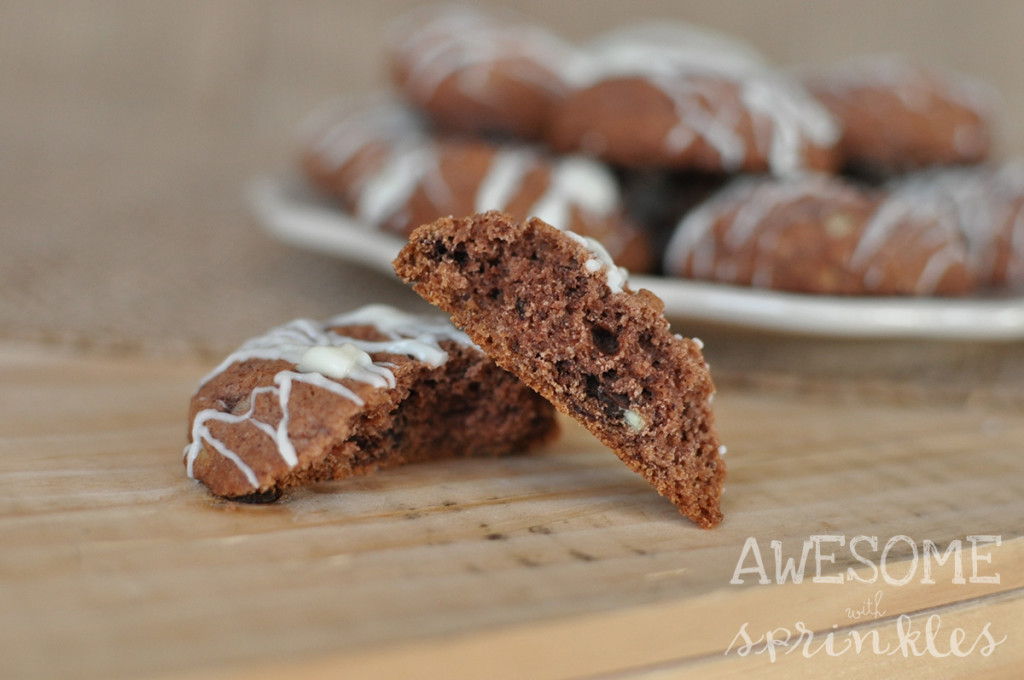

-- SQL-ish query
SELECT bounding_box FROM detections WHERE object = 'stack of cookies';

[299,4,1023,296]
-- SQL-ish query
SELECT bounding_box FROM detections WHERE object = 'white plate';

[248,175,1024,341]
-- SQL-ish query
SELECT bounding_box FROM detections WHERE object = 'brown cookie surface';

[877,163,1024,291]
[802,55,997,175]
[547,23,840,176]
[387,5,573,141]
[300,97,654,272]
[663,174,976,296]
[394,212,725,528]
[185,305,557,500]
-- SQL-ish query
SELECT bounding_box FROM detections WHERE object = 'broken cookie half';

[394,211,725,528]
[184,304,557,501]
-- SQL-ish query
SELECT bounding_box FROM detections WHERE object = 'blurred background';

[3,1,1023,396]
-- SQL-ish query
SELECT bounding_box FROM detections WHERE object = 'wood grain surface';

[4,3,1024,678]
[2,343,1021,679]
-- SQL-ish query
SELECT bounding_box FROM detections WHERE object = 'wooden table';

[3,341,1021,679]
[5,3,1024,678]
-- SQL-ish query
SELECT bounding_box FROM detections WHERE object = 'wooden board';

[1,342,1022,679]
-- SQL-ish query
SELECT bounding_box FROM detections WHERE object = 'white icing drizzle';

[389,5,574,102]
[563,22,768,87]
[852,174,970,295]
[662,78,747,169]
[472,147,621,232]
[300,97,438,223]
[269,371,365,470]
[663,188,727,279]
[306,95,624,246]
[999,161,1024,285]
[297,344,393,386]
[865,164,1024,290]
[474,147,537,214]
[355,144,438,226]
[666,176,901,289]
[741,74,840,177]
[567,231,628,294]
[301,96,427,172]
[665,176,847,280]
[531,156,619,230]
[1010,200,1024,285]
[805,54,998,124]
[850,193,939,273]
[564,22,838,176]
[184,306,473,490]
[664,167,1024,294]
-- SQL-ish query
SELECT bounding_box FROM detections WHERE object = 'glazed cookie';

[387,4,574,140]
[618,169,729,266]
[879,163,1024,290]
[663,174,975,296]
[300,98,655,272]
[547,23,840,176]
[394,212,725,528]
[299,95,429,214]
[983,162,1024,289]
[184,305,557,501]
[801,55,997,174]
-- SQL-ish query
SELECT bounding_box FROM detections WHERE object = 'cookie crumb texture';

[394,212,725,527]
[185,308,557,500]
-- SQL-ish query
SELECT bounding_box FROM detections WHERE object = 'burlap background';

[4,0,1024,399]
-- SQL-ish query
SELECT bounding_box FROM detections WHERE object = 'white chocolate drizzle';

[305,96,626,248]
[665,165,1024,294]
[564,22,838,176]
[301,95,427,175]
[184,305,473,490]
[1001,161,1024,285]
[563,22,768,86]
[356,144,439,226]
[389,5,574,102]
[665,176,858,282]
[474,147,537,214]
[665,176,881,289]
[473,147,621,232]
[851,174,969,293]
[804,54,998,126]
[531,156,619,230]
[567,231,628,294]
[296,344,393,385]
[741,74,839,177]
[865,164,1024,289]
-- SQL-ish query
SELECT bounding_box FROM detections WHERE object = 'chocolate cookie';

[298,95,428,215]
[618,169,729,268]
[300,97,655,272]
[184,305,557,500]
[985,162,1024,289]
[547,23,840,176]
[879,163,1024,290]
[394,212,725,528]
[663,174,975,296]
[801,55,997,175]
[387,4,574,141]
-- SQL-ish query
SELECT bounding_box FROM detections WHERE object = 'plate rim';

[247,175,1024,342]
